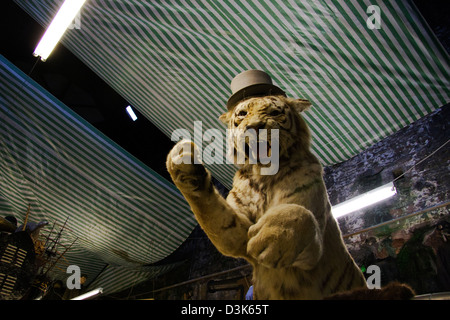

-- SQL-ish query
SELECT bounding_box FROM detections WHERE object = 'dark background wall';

[325,104,450,295]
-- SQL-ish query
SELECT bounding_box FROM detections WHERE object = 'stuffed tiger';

[166,94,370,299]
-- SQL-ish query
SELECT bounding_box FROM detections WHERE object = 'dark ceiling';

[0,0,448,184]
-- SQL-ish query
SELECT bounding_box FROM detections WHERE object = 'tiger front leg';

[166,140,252,258]
[247,204,323,270]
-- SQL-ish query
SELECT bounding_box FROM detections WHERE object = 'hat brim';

[226,84,286,110]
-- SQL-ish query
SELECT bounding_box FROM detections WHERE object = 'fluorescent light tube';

[331,182,397,218]
[33,0,87,61]
[71,287,103,300]
[126,105,138,121]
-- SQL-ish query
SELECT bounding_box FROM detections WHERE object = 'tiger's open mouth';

[228,127,279,174]
[229,127,279,169]
[242,135,272,163]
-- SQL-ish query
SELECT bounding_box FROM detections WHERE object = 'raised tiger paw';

[166,140,209,193]
[247,204,320,269]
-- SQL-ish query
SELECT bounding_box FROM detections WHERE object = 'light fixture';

[331,182,397,218]
[70,287,103,300]
[126,105,138,121]
[33,0,87,61]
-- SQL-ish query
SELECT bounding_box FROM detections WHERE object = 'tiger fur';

[166,95,367,299]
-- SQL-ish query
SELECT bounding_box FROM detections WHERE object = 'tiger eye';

[269,109,282,116]
[237,110,247,117]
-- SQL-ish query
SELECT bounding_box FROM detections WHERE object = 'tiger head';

[219,95,312,172]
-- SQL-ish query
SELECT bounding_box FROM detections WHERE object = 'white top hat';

[226,69,286,110]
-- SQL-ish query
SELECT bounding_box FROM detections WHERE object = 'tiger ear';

[284,97,312,113]
[219,111,231,124]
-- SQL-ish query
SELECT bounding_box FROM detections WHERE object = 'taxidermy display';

[166,70,414,299]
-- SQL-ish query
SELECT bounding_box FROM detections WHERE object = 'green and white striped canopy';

[3,0,450,295]
[14,0,450,190]
[0,55,196,294]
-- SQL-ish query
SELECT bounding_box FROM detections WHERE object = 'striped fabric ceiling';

[0,54,196,294]
[3,0,450,296]
[14,0,450,190]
